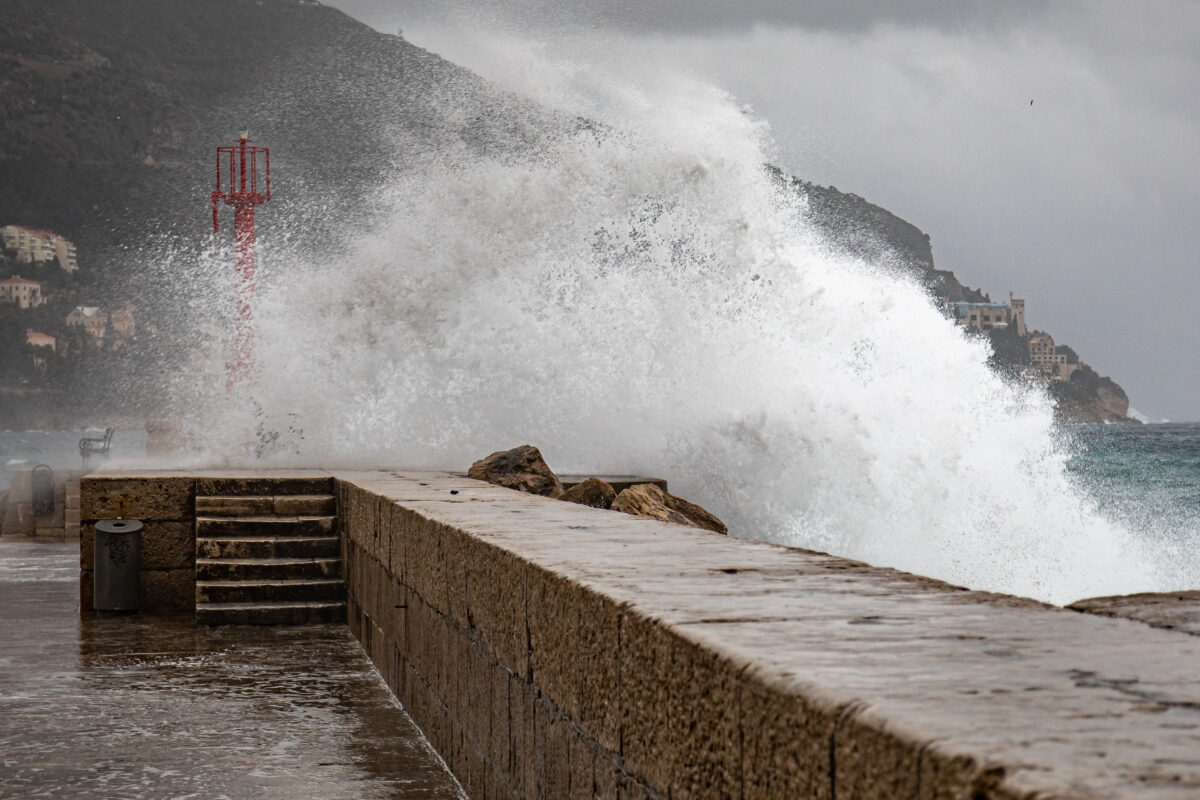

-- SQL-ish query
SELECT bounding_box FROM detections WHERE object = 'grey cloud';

[329,0,1052,36]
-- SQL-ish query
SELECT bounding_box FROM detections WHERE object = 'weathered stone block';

[273,494,336,516]
[489,658,512,773]
[832,705,923,798]
[456,726,488,800]
[464,535,529,679]
[82,477,195,521]
[404,511,450,617]
[405,597,439,700]
[528,567,620,752]
[568,735,596,800]
[444,525,471,629]
[593,756,622,800]
[141,522,195,569]
[538,701,572,800]
[139,569,195,613]
[195,476,333,496]
[619,612,741,798]
[458,636,490,756]
[740,681,836,800]
[342,483,376,550]
[509,675,535,799]
[195,496,273,516]
[384,501,407,583]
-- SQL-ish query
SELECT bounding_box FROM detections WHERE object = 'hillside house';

[0,225,78,272]
[0,275,46,309]
[25,330,56,350]
[109,303,135,339]
[946,293,1027,336]
[1028,332,1080,382]
[66,306,108,341]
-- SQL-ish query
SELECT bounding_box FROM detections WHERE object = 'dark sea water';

[1064,422,1200,588]
[1065,423,1200,533]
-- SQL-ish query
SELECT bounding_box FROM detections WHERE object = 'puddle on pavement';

[0,540,465,799]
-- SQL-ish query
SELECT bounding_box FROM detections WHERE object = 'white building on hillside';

[0,275,46,308]
[1,225,79,272]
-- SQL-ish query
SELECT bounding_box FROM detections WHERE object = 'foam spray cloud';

[176,28,1191,605]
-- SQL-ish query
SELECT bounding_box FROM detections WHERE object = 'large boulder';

[468,445,563,497]
[611,483,727,534]
[559,477,616,509]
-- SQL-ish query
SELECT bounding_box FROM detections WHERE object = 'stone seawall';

[337,470,1200,799]
[76,469,1200,798]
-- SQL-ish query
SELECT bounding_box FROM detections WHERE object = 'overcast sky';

[328,0,1200,421]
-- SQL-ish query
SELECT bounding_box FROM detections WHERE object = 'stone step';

[196,515,335,538]
[196,494,336,520]
[196,600,347,626]
[196,578,345,604]
[195,494,338,520]
[196,535,340,560]
[196,494,337,517]
[195,496,274,516]
[196,557,342,582]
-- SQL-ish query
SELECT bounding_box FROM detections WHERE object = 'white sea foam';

[173,30,1193,605]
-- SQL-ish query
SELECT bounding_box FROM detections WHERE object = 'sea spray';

[173,31,1186,605]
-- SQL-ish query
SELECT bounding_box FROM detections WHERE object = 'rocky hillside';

[774,170,989,304]
[1048,368,1137,424]
[1,0,553,289]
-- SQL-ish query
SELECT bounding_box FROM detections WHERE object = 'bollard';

[94,519,143,612]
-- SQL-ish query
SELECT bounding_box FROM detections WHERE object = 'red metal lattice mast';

[211,131,271,390]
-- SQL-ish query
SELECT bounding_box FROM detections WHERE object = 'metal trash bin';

[94,519,143,612]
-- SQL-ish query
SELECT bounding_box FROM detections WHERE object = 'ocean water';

[1065,423,1200,582]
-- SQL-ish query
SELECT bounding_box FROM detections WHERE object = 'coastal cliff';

[1049,368,1137,423]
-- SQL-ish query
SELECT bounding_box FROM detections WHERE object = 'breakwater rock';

[467,444,726,532]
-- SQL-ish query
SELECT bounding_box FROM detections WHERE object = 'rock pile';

[611,482,727,534]
[467,445,726,534]
[467,445,563,497]
[559,477,617,509]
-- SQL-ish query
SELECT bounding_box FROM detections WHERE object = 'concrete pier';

[0,538,465,799]
[76,469,1200,798]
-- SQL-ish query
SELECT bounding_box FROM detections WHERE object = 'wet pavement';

[0,539,465,799]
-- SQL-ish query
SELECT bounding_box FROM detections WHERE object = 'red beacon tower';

[211,130,270,389]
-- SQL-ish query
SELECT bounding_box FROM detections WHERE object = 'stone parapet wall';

[2,469,83,539]
[336,469,1200,800]
[79,471,335,615]
[74,469,1200,797]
